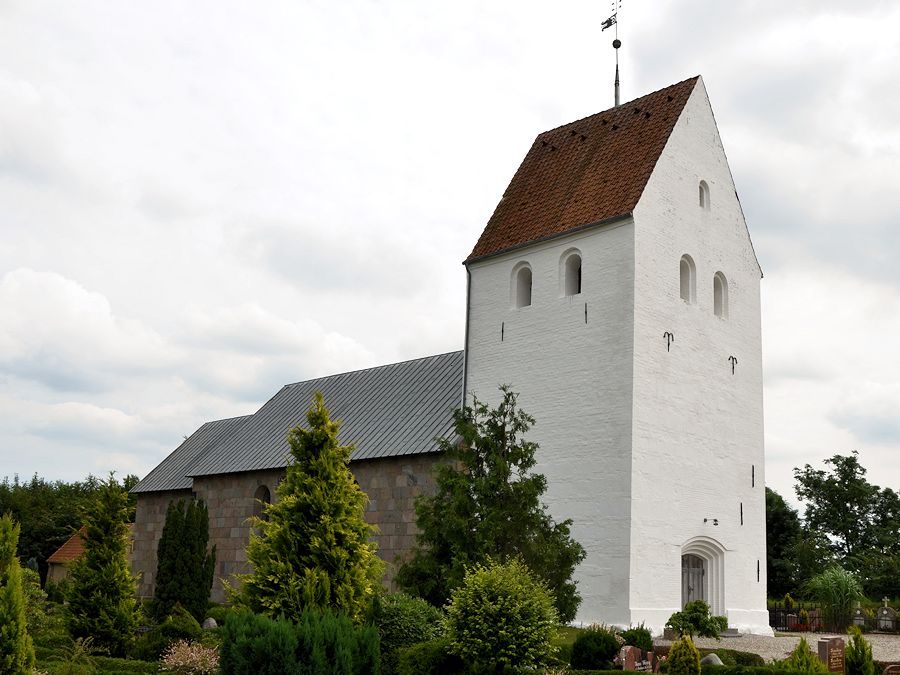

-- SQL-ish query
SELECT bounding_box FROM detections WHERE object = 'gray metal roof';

[131,415,252,493]
[133,351,463,492]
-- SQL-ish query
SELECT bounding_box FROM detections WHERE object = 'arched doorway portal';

[681,537,726,615]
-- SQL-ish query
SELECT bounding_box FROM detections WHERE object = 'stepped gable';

[466,76,699,262]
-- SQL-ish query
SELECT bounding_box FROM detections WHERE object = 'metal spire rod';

[602,0,623,106]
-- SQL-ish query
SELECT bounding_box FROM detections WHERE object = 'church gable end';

[467,77,699,263]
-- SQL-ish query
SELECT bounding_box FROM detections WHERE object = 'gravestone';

[852,608,866,627]
[620,646,654,672]
[878,598,896,631]
[818,637,845,673]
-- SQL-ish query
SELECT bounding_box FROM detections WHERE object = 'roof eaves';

[464,212,634,266]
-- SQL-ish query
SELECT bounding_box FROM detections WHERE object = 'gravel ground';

[655,633,900,663]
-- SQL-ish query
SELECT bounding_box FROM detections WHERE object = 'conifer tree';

[234,393,384,623]
[0,513,35,674]
[153,498,216,622]
[396,386,586,622]
[66,474,138,657]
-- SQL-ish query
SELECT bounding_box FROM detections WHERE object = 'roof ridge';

[282,349,463,389]
[539,76,700,137]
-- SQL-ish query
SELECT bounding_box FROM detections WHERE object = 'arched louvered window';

[713,272,728,318]
[563,251,582,296]
[680,255,696,304]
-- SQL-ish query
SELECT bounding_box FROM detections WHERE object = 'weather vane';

[602,0,623,106]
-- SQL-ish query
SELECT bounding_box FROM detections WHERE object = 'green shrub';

[845,626,874,675]
[773,637,827,673]
[376,593,444,674]
[396,637,464,675]
[219,607,379,675]
[668,636,701,675]
[667,600,728,639]
[44,578,69,605]
[131,602,204,661]
[621,623,653,652]
[700,649,765,667]
[205,603,234,626]
[570,625,621,669]
[445,558,558,672]
[220,610,298,675]
[802,566,863,632]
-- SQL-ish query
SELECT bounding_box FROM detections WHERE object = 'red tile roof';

[47,523,134,564]
[47,527,86,564]
[466,76,700,263]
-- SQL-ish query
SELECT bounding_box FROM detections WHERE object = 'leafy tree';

[153,498,216,622]
[444,558,558,672]
[794,452,879,561]
[0,472,137,585]
[665,600,727,639]
[0,513,35,673]
[396,386,586,621]
[766,487,803,596]
[66,474,138,657]
[233,393,384,623]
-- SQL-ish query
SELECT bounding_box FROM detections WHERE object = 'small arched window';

[253,485,271,521]
[563,252,582,296]
[679,255,696,304]
[513,264,532,308]
[713,272,728,318]
[699,180,710,210]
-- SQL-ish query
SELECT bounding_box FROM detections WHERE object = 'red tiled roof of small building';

[47,526,86,564]
[466,76,700,263]
[47,523,134,563]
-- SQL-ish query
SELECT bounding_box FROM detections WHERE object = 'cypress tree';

[153,498,216,622]
[396,386,587,622]
[66,474,138,657]
[0,513,35,674]
[234,393,384,623]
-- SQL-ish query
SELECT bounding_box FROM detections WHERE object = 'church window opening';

[699,180,710,209]
[514,264,532,308]
[253,485,271,521]
[679,255,696,304]
[563,251,582,296]
[713,272,728,318]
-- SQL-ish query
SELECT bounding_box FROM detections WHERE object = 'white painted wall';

[465,221,636,626]
[629,77,769,634]
[464,77,770,635]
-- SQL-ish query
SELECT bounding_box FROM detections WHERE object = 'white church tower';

[463,76,771,634]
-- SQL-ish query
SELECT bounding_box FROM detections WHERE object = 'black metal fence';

[768,604,898,633]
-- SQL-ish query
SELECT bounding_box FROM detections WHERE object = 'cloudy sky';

[2,1,898,509]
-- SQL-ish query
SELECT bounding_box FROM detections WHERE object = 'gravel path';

[655,633,900,663]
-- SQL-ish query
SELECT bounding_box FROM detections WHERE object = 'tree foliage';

[65,474,138,657]
[0,513,35,674]
[765,487,803,597]
[233,393,383,624]
[396,386,586,622]
[793,452,899,597]
[0,473,136,585]
[153,498,216,622]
